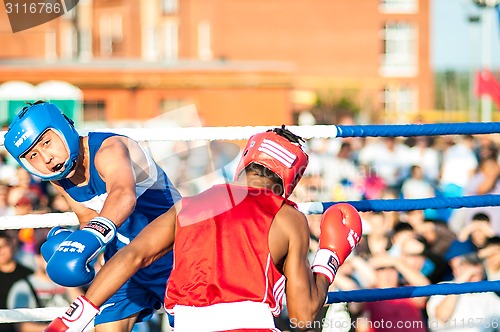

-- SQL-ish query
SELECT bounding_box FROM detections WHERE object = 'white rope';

[0,212,79,230]
[0,307,65,323]
[5,207,321,229]
[297,202,324,215]
[1,125,337,145]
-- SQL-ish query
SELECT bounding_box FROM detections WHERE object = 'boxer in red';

[46,126,362,332]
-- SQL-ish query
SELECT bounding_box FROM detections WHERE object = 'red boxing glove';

[311,203,362,283]
[44,296,99,332]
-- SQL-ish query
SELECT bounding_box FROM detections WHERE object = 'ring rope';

[2,194,500,229]
[2,125,336,145]
[299,194,500,215]
[0,281,498,323]
[2,122,500,145]
[0,307,65,323]
[335,122,500,137]
[0,212,78,230]
[326,280,500,304]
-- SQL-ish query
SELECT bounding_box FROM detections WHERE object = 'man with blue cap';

[3,101,181,331]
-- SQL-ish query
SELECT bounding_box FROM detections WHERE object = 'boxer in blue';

[4,101,181,331]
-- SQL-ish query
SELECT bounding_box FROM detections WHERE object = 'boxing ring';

[0,122,500,324]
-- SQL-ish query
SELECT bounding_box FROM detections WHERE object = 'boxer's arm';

[275,205,330,325]
[45,203,179,331]
[277,203,362,326]
[93,137,137,228]
[85,203,178,306]
[50,181,98,226]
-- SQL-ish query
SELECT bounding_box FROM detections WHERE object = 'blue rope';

[327,280,500,304]
[298,194,500,214]
[336,122,500,137]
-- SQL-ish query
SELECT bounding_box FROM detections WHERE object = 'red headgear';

[234,128,309,198]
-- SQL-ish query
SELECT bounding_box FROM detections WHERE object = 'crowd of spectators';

[1,118,500,331]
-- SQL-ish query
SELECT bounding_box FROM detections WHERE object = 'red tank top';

[164,184,287,316]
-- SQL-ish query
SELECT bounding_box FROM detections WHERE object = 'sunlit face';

[375,266,399,287]
[0,238,14,266]
[35,253,47,273]
[483,244,500,270]
[471,225,489,248]
[21,130,70,176]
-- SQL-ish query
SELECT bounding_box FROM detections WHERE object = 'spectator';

[399,234,448,284]
[0,231,33,332]
[7,241,84,331]
[478,236,500,281]
[380,189,401,230]
[357,164,386,200]
[12,195,50,270]
[0,184,13,217]
[48,193,72,213]
[355,212,392,259]
[439,135,477,198]
[458,213,495,250]
[475,135,498,163]
[7,168,48,213]
[0,152,17,186]
[442,239,477,281]
[322,255,377,332]
[358,137,410,191]
[401,165,435,199]
[461,157,500,235]
[388,222,415,258]
[326,142,362,201]
[356,254,429,332]
[407,136,440,183]
[402,210,456,258]
[444,239,477,263]
[426,253,500,331]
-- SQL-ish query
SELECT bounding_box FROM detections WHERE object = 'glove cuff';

[311,249,340,284]
[61,296,99,331]
[83,217,116,245]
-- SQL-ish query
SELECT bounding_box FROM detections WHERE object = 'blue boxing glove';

[46,217,116,287]
[41,227,74,263]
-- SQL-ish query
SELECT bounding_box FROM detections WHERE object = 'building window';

[382,85,417,123]
[99,13,123,57]
[162,0,178,14]
[160,99,192,113]
[198,20,212,61]
[83,100,106,122]
[379,0,418,13]
[61,25,77,59]
[380,22,417,77]
[163,20,178,61]
[159,99,199,126]
[143,25,158,61]
[45,29,57,61]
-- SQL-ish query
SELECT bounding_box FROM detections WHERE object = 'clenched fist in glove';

[311,203,362,283]
[46,217,116,287]
[41,226,74,262]
[44,296,99,332]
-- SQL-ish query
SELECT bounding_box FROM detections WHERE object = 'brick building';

[0,0,432,126]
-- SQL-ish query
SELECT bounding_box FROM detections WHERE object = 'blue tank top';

[58,132,181,284]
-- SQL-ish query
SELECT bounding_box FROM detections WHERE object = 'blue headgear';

[4,102,80,181]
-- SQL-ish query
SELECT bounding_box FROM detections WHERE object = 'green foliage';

[310,92,361,125]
